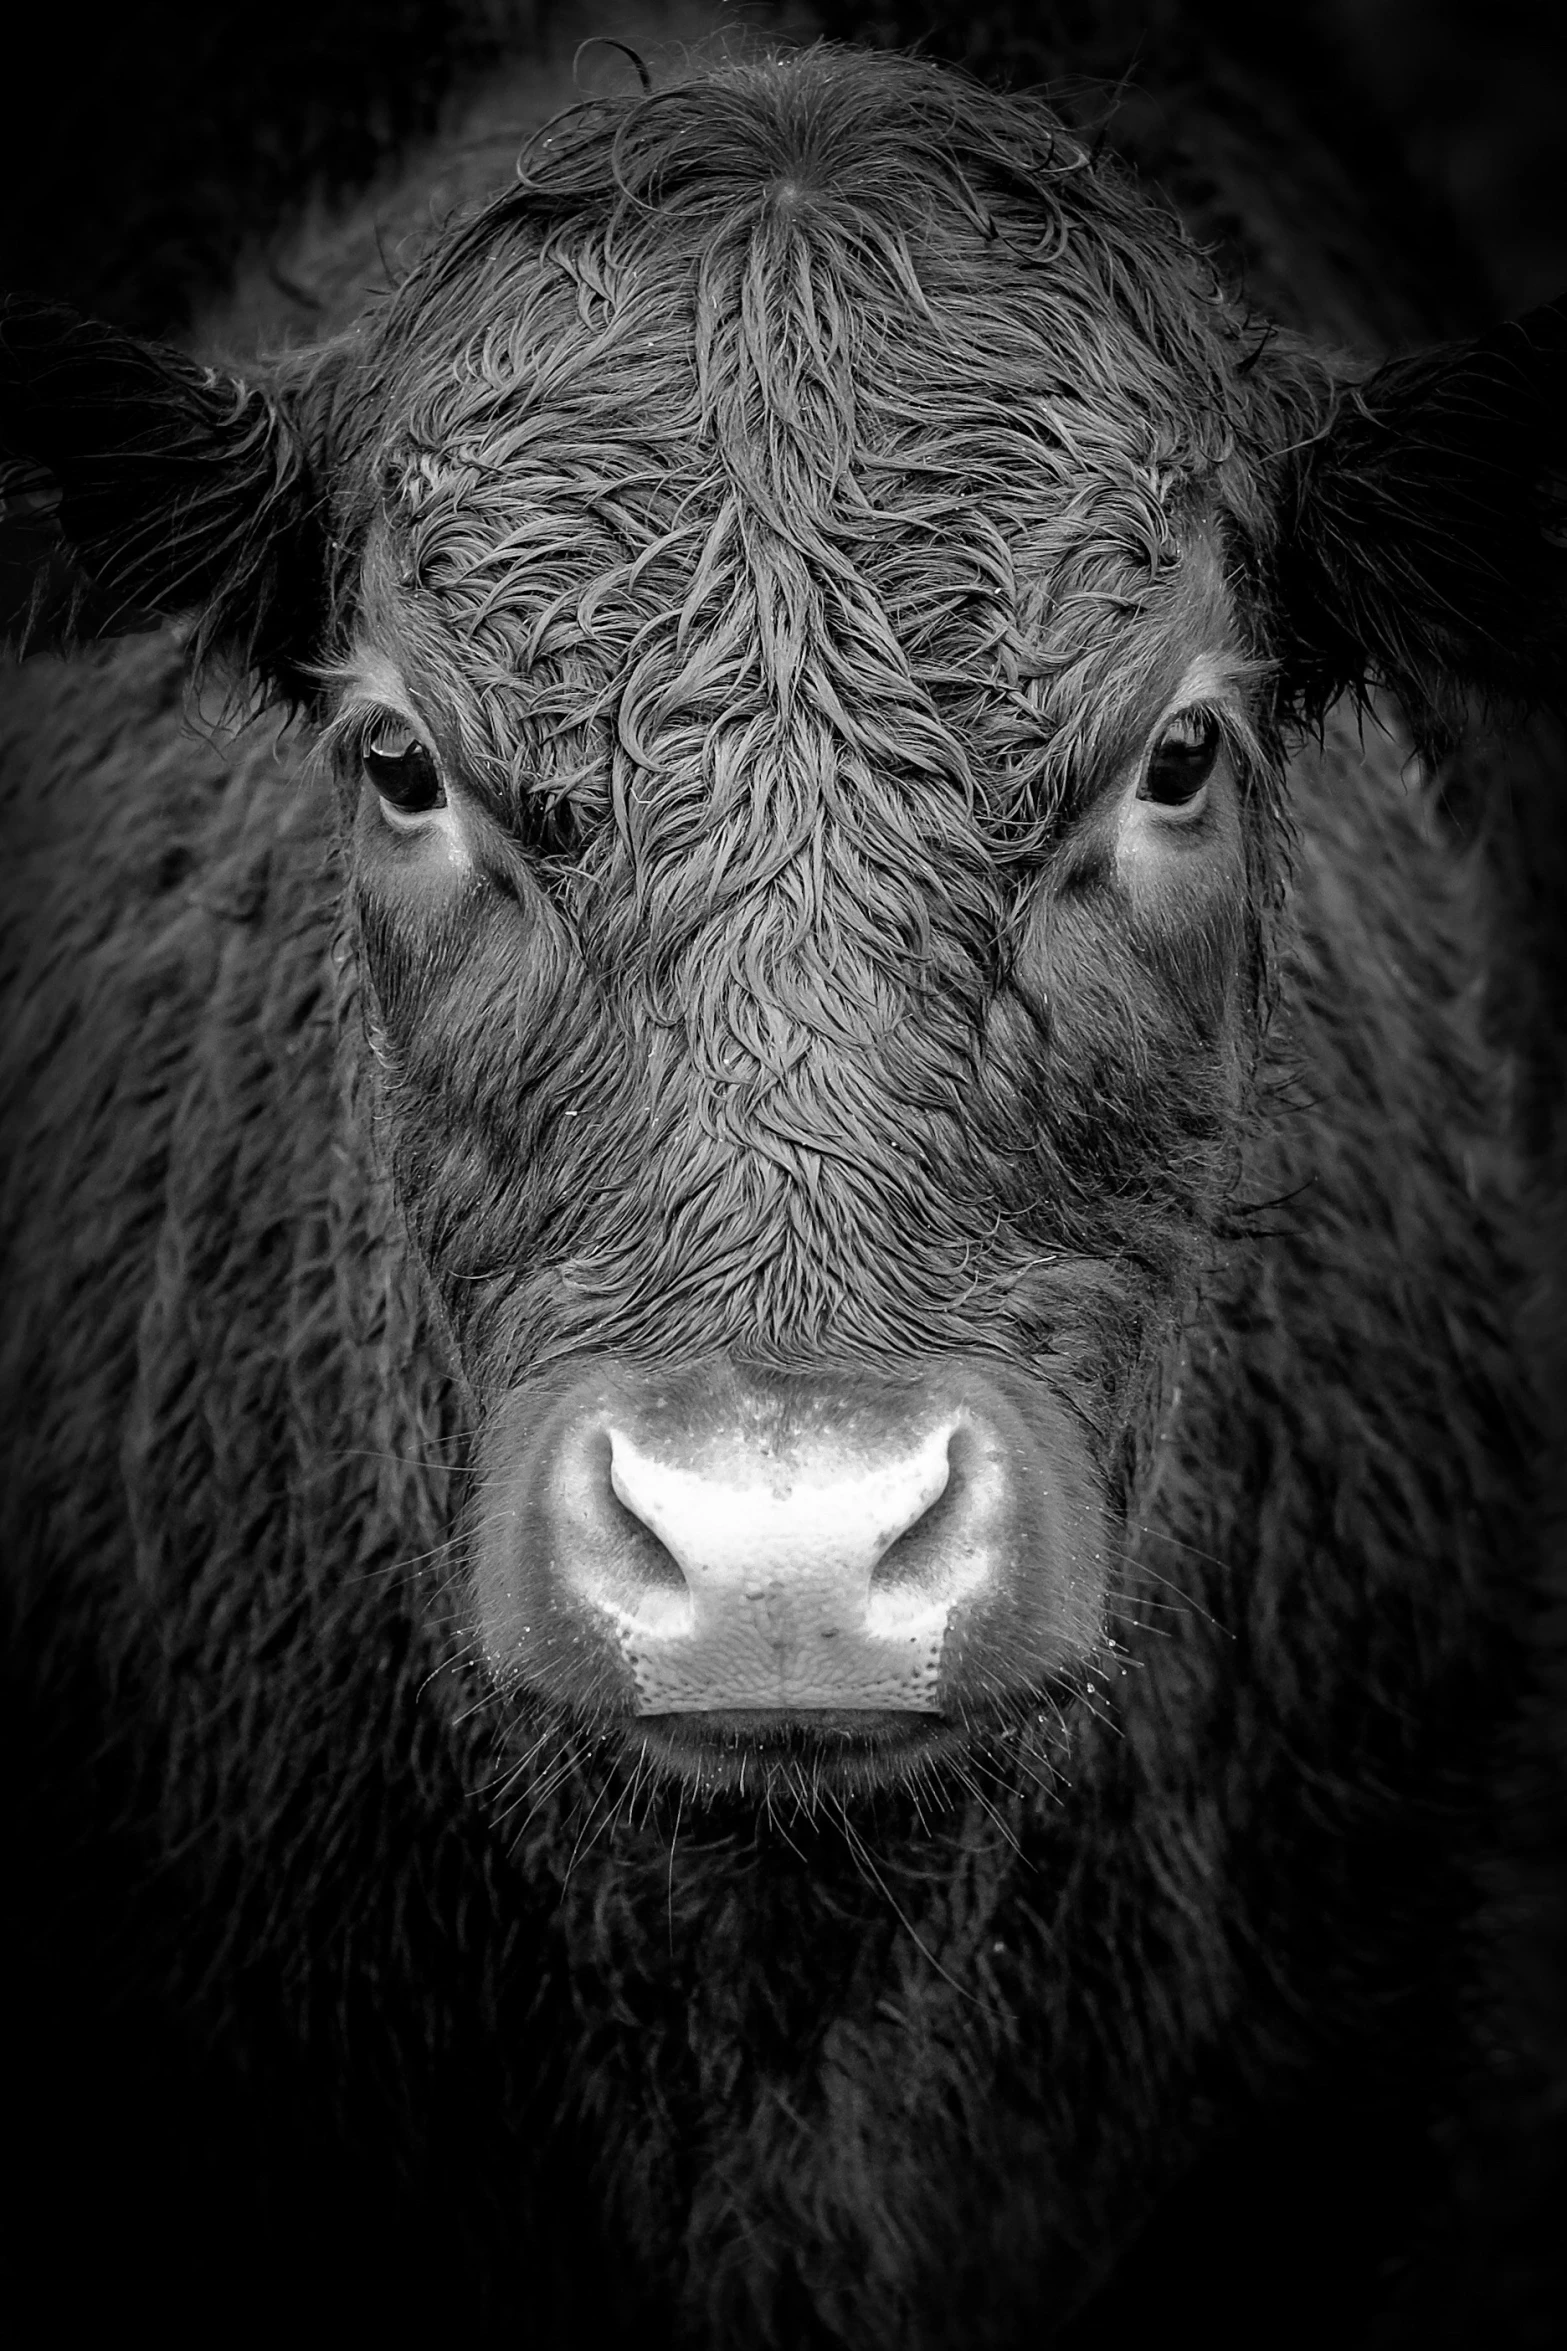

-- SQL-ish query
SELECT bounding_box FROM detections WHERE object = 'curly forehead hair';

[316,46,1314,875]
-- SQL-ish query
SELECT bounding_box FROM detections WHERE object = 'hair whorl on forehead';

[334,44,1311,544]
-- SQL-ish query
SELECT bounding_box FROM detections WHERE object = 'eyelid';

[1160,704,1218,740]
[1151,696,1223,742]
[362,715,421,755]
[348,704,436,763]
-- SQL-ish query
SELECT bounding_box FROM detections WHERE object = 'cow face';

[313,72,1281,1780]
[4,50,1561,1795]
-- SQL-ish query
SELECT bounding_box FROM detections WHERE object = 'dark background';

[0,4,1562,2341]
[1,0,1562,340]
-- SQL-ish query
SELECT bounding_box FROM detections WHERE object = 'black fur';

[1275,299,1567,752]
[0,295,327,686]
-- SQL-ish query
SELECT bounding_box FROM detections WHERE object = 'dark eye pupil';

[1141,712,1220,807]
[363,734,444,813]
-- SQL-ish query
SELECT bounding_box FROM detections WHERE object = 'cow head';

[4,51,1562,1798]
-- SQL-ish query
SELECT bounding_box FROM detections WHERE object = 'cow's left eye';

[1139,709,1221,815]
[362,724,446,818]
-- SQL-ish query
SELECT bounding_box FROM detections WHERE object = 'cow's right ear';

[0,296,334,700]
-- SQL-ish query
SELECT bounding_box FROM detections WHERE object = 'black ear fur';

[1274,299,1566,756]
[0,296,330,697]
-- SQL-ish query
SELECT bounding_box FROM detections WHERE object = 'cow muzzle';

[472,1360,1108,1730]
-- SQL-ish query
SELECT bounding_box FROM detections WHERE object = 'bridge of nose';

[596,1420,973,1713]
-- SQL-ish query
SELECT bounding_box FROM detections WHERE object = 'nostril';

[548,1429,692,1643]
[607,1440,697,1584]
[868,1466,958,1594]
[863,1422,998,1643]
[606,1480,688,1594]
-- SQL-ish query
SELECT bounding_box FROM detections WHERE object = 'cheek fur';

[1013,870,1251,1192]
[1092,790,1252,1034]
[355,855,558,1080]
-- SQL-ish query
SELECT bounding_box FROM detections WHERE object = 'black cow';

[1,36,1562,2349]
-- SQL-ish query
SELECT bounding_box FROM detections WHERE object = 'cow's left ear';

[1272,299,1566,755]
[1,295,334,700]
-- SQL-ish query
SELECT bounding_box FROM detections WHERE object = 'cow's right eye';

[362,727,446,817]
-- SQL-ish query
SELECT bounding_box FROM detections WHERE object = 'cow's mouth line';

[576,1693,1088,1808]
[483,1661,1100,1820]
[635,1705,957,1784]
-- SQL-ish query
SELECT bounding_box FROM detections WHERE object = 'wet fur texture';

[0,635,1529,2342]
[0,41,1558,2349]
